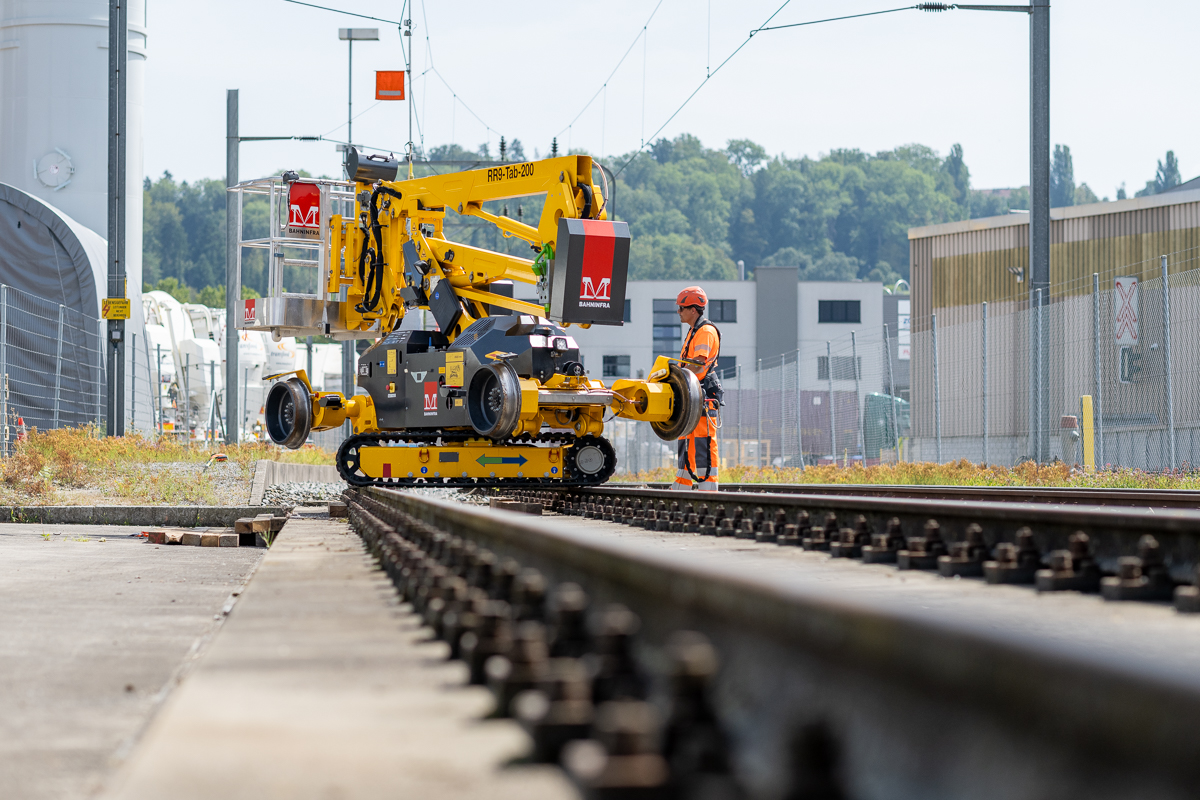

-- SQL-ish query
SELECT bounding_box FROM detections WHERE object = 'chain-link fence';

[607,249,1200,475]
[905,249,1200,471]
[0,284,106,455]
[606,328,906,475]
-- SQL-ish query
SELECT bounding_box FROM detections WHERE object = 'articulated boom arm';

[333,153,609,342]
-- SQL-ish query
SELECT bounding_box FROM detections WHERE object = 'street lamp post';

[338,28,379,149]
[337,28,378,430]
[920,2,1050,461]
[223,88,321,445]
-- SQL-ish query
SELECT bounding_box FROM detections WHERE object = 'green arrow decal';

[476,454,528,466]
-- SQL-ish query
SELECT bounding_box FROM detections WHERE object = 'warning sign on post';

[376,71,405,100]
[102,298,130,320]
[1114,276,1138,346]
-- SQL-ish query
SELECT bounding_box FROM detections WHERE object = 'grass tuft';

[628,459,1200,490]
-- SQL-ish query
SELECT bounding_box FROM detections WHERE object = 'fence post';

[932,313,942,463]
[156,344,163,438]
[52,304,65,429]
[883,324,898,462]
[243,367,250,443]
[826,341,837,464]
[1092,273,1103,469]
[209,360,217,443]
[1036,289,1043,463]
[184,354,190,446]
[1162,255,1175,471]
[143,331,154,437]
[96,316,103,430]
[0,286,6,457]
[982,302,989,466]
[129,332,137,433]
[851,331,863,464]
[795,350,805,471]
[736,364,742,467]
[756,359,762,468]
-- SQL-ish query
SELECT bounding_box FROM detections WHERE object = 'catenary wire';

[555,0,665,139]
[614,3,929,178]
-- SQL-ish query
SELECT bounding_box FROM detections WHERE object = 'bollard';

[1081,395,1095,471]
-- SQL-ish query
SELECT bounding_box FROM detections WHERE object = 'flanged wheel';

[264,378,313,449]
[468,362,522,439]
[651,364,703,442]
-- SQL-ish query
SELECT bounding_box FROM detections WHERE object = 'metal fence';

[607,327,904,475]
[906,249,1200,471]
[0,284,106,454]
[609,248,1200,475]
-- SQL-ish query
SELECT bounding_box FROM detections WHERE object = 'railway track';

[501,484,1200,600]
[346,485,1200,799]
[612,481,1200,509]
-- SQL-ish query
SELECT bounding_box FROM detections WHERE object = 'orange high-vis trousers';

[672,407,719,491]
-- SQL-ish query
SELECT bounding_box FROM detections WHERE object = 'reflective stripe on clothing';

[673,434,719,490]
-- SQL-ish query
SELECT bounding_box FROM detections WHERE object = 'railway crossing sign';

[1114,276,1138,346]
[102,298,130,320]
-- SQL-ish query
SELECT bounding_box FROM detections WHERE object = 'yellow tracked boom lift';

[231,149,702,487]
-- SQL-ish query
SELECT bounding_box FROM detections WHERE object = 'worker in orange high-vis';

[672,286,724,490]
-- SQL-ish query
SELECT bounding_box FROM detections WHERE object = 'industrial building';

[908,186,1200,468]
[565,272,889,389]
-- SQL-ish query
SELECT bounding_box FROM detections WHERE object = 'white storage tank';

[0,0,148,430]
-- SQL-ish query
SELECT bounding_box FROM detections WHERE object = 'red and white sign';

[1115,276,1139,346]
[579,220,615,305]
[423,381,439,413]
[243,298,257,325]
[286,181,322,240]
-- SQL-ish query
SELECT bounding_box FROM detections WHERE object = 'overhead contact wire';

[614,2,925,178]
[556,0,665,139]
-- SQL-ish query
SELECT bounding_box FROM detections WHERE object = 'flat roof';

[908,187,1200,240]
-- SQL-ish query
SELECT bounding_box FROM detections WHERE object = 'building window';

[817,356,861,381]
[603,355,631,378]
[709,299,737,323]
[623,299,632,322]
[652,299,681,358]
[818,300,861,323]
[714,355,737,378]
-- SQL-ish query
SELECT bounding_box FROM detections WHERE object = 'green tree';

[1051,144,1074,207]
[1074,182,1100,205]
[1136,150,1181,197]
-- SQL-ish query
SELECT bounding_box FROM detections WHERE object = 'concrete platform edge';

[0,506,289,527]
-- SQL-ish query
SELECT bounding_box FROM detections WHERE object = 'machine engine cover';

[548,218,630,326]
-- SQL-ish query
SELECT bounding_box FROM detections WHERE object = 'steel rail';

[608,481,1200,509]
[348,486,1200,799]
[500,485,1200,590]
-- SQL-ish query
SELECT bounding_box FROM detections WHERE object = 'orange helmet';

[676,286,707,308]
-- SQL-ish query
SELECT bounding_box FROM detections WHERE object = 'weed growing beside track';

[0,426,331,505]
[627,459,1200,489]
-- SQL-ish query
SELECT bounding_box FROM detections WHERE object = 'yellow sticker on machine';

[387,349,397,375]
[446,351,464,387]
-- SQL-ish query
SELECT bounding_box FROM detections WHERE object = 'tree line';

[142,139,1185,304]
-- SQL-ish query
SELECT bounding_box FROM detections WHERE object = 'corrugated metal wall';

[909,192,1200,329]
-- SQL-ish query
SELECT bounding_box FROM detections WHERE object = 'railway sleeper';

[343,489,759,799]
[495,486,1200,611]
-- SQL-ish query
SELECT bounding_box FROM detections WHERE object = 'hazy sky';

[145,0,1197,197]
